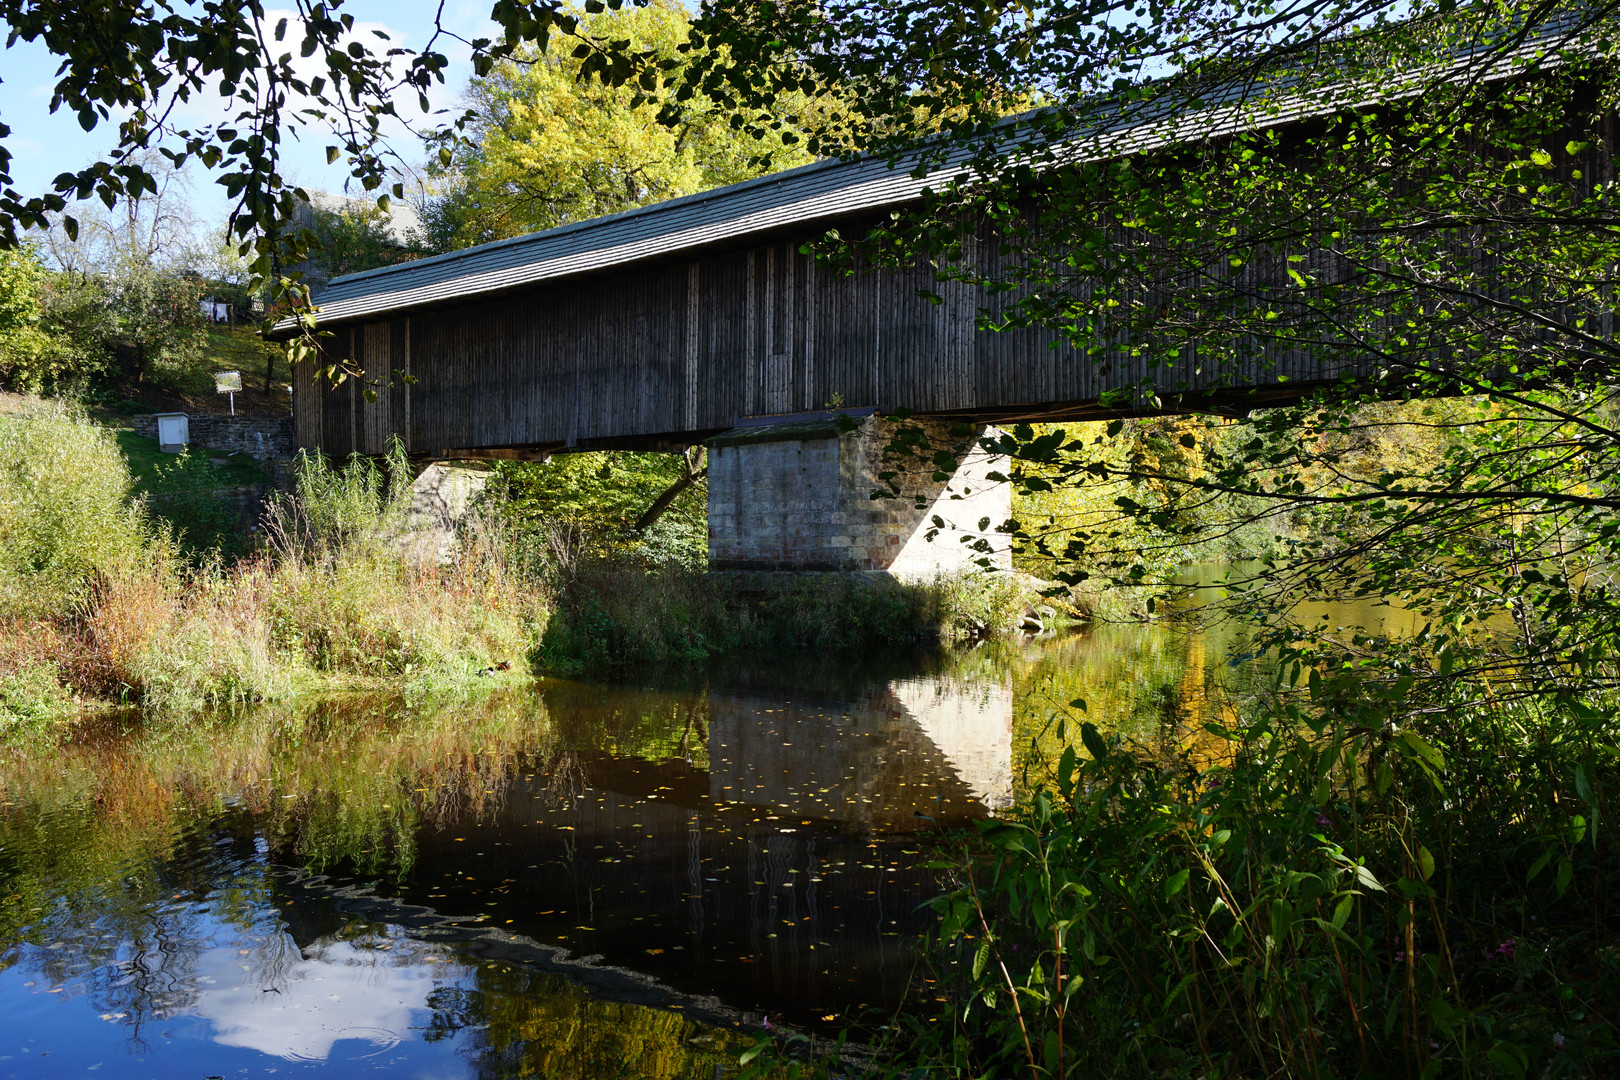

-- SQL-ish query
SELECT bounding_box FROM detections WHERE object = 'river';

[0,568,1405,1078]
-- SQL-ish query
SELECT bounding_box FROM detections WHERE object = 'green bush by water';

[0,663,74,735]
[535,560,1032,675]
[899,675,1620,1078]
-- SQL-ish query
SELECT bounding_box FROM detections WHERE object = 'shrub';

[261,447,547,687]
[0,398,160,618]
[916,679,1620,1079]
[0,413,548,719]
[0,661,74,733]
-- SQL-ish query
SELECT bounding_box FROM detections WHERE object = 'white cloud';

[183,935,459,1061]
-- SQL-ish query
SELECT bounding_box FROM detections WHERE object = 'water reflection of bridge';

[403,666,1014,1026]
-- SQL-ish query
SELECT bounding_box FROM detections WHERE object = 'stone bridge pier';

[706,412,1013,577]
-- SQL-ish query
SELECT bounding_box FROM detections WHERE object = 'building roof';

[280,13,1590,332]
[297,190,424,247]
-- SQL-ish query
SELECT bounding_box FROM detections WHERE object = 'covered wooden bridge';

[276,30,1569,573]
[284,130,1327,464]
[280,107,1348,573]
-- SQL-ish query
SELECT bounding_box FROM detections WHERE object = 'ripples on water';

[0,587,1327,1078]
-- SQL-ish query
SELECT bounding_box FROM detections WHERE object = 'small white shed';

[155,413,189,454]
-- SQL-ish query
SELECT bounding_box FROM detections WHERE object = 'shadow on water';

[0,582,1356,1077]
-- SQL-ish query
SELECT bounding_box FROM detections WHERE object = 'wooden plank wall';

[292,231,1343,456]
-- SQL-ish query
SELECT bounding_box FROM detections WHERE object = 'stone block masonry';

[130,414,296,487]
[131,413,294,460]
[707,414,1012,577]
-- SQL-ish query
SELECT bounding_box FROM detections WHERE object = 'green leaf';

[1269,898,1293,943]
[972,936,991,981]
[1058,745,1078,793]
[1164,868,1190,898]
[1352,864,1385,892]
[1396,731,1445,771]
[1487,1042,1528,1080]
[1574,763,1596,806]
[1417,845,1435,881]
[1162,972,1196,1008]
[1331,893,1354,930]
[1079,722,1108,761]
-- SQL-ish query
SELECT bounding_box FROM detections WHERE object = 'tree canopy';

[419,0,820,250]
[0,0,641,344]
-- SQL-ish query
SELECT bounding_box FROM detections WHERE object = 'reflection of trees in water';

[0,661,1012,1051]
[0,689,570,1057]
[1001,567,1401,786]
[1007,613,1276,786]
[421,962,741,1080]
[0,690,561,894]
[0,824,285,1052]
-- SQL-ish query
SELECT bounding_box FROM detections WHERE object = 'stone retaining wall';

[130,414,294,464]
[129,413,296,490]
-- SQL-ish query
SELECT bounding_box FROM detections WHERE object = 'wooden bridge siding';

[293,230,1347,456]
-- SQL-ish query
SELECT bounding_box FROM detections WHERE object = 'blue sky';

[0,0,501,238]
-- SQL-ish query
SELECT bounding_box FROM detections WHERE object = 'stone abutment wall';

[707,414,1012,577]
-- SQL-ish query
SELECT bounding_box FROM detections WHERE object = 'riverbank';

[0,415,545,724]
[0,398,1044,730]
[535,563,1039,674]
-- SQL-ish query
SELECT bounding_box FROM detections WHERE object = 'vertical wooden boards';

[296,217,1375,463]
[800,248,817,412]
[744,249,758,417]
[939,235,976,411]
[291,355,322,451]
[348,325,360,456]
[698,250,749,429]
[360,321,393,454]
[316,328,355,458]
[685,262,700,430]
[402,317,412,451]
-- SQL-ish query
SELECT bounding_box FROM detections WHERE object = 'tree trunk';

[634,446,706,534]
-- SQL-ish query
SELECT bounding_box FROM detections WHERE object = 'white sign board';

[215,370,241,415]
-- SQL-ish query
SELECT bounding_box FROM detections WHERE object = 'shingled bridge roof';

[284,15,1587,332]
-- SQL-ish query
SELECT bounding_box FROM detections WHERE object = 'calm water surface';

[0,573,1396,1077]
